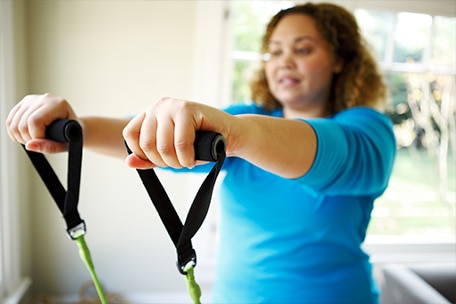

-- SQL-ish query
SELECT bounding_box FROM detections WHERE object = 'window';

[355,9,455,242]
[229,1,455,244]
[231,1,294,103]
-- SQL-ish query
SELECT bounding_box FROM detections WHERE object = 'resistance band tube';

[76,235,107,303]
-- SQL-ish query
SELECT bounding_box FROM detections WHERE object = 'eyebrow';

[268,36,317,46]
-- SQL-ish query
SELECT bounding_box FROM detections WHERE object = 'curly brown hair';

[250,2,386,114]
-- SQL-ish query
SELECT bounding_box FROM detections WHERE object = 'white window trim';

[0,1,32,303]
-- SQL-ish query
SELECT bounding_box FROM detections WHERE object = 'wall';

[23,0,205,297]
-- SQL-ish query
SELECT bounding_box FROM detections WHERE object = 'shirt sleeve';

[295,107,396,197]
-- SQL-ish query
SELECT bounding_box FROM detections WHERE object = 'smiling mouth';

[279,77,300,87]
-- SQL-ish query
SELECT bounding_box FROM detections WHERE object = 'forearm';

[122,98,317,175]
[79,116,131,159]
[227,114,317,179]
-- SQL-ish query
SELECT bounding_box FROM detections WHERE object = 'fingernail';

[25,141,40,152]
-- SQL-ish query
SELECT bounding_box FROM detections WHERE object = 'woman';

[6,3,395,303]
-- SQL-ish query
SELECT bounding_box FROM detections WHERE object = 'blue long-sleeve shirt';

[177,104,396,303]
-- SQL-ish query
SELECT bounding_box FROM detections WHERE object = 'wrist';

[224,114,257,158]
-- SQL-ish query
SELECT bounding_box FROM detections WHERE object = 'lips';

[279,76,300,87]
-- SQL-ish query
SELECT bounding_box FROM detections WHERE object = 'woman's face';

[265,14,342,117]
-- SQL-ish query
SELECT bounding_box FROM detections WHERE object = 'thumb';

[125,154,157,169]
[25,139,68,154]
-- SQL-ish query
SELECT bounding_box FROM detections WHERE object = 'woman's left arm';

[122,97,317,178]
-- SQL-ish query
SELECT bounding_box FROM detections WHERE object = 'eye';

[270,50,282,57]
[266,48,282,59]
[296,47,311,55]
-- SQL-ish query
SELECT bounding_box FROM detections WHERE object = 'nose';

[279,50,296,69]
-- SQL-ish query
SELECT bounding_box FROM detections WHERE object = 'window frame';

[199,0,455,265]
[1,0,17,298]
[0,1,32,302]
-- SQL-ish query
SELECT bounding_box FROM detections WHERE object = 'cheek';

[264,62,275,83]
[299,59,334,84]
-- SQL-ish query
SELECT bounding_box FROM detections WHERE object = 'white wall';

[20,0,217,297]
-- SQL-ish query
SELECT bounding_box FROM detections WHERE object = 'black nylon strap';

[23,119,84,238]
[126,132,226,274]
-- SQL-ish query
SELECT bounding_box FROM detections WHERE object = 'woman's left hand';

[122,97,234,169]
[123,97,316,179]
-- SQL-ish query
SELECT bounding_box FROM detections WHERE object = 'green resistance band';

[76,235,107,304]
[184,264,202,304]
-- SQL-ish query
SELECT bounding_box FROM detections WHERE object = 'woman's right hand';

[5,93,78,153]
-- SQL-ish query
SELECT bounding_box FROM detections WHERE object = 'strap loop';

[126,131,226,303]
[23,119,107,304]
[177,245,197,275]
[23,119,84,235]
[67,220,87,240]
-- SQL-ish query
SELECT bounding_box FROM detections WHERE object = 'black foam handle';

[194,131,226,162]
[124,130,225,162]
[45,119,83,143]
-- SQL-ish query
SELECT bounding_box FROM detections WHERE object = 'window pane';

[374,71,456,240]
[231,1,294,103]
[370,148,455,239]
[393,12,432,63]
[432,16,456,67]
[233,59,260,103]
[232,1,294,52]
[355,9,393,62]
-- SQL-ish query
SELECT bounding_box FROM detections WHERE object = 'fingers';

[123,98,199,169]
[123,111,158,168]
[173,118,197,167]
[5,93,76,153]
[6,94,42,143]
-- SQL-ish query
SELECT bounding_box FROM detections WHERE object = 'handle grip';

[194,131,226,162]
[45,119,83,143]
[124,130,225,162]
[46,120,225,161]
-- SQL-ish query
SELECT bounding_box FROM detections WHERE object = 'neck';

[283,105,327,119]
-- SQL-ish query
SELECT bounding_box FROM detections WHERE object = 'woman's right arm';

[5,93,130,158]
[79,115,130,158]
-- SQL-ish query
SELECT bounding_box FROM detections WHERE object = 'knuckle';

[18,120,29,134]
[158,96,171,103]
[156,142,174,156]
[175,139,195,167]
[27,113,43,127]
[174,138,192,150]
[122,125,131,139]
[22,94,36,104]
[5,116,15,129]
[55,96,68,105]
[177,100,193,111]
[6,121,19,140]
[156,97,174,107]
[140,138,156,152]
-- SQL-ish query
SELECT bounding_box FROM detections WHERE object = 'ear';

[333,57,344,74]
